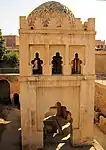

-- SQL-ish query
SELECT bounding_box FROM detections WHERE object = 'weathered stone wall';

[95,82,106,115]
[95,51,106,74]
[95,82,106,134]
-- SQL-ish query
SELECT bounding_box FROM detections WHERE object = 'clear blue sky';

[0,0,106,40]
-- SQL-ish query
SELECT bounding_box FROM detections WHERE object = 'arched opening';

[31,52,43,75]
[13,93,20,110]
[51,52,63,75]
[0,80,11,105]
[43,102,73,148]
[71,53,82,74]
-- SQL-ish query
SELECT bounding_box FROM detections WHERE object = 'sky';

[0,0,106,40]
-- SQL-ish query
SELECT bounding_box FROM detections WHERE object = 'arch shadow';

[0,80,11,105]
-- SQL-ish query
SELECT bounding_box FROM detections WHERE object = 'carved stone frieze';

[27,79,80,89]
[40,12,50,27]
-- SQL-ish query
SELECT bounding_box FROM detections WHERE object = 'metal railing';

[0,68,19,74]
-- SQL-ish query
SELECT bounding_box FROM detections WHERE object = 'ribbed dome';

[28,1,74,17]
[27,1,75,27]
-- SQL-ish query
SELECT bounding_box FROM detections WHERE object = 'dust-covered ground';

[0,105,21,150]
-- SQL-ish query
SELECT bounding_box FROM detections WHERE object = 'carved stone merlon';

[87,18,95,30]
[20,16,28,29]
[83,22,88,31]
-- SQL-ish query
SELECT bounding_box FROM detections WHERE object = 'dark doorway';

[0,80,11,105]
[13,93,20,110]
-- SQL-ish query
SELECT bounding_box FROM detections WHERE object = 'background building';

[3,35,19,53]
[95,40,106,51]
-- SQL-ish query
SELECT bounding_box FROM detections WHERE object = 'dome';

[27,1,75,27]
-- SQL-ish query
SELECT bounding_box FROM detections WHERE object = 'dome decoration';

[27,1,75,28]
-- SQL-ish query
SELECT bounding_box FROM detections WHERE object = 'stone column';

[80,80,87,143]
[43,44,51,75]
[84,80,94,142]
[63,44,71,75]
[28,81,38,150]
[28,78,43,149]
[20,78,31,150]
[79,79,94,145]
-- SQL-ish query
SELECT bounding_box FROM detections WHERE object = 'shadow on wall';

[43,102,73,149]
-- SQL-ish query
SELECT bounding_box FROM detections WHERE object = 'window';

[51,52,63,75]
[101,45,103,49]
